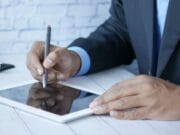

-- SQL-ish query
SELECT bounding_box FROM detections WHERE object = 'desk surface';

[0,54,180,135]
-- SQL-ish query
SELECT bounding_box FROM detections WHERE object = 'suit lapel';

[138,0,155,75]
[157,0,180,76]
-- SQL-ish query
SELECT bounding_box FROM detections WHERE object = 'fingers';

[30,69,55,82]
[27,99,42,108]
[27,52,44,76]
[90,75,153,107]
[27,98,56,109]
[42,48,71,81]
[43,51,58,69]
[46,98,56,107]
[43,48,67,69]
[91,95,144,114]
[26,42,44,82]
[27,41,46,74]
[110,107,147,120]
[90,81,139,108]
[56,72,70,81]
[27,41,60,81]
[47,69,70,82]
[30,89,51,99]
[27,41,74,83]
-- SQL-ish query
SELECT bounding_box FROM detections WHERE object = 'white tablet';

[0,82,97,123]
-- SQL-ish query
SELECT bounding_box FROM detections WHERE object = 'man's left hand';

[90,75,180,120]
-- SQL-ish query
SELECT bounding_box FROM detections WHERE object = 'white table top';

[0,54,180,135]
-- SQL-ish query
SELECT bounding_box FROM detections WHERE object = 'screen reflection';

[0,82,97,115]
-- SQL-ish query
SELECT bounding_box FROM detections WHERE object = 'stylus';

[43,26,51,88]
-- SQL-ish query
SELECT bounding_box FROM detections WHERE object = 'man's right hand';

[26,41,81,83]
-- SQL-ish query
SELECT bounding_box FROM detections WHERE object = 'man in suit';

[27,0,180,120]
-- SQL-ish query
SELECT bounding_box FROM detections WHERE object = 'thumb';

[43,51,59,69]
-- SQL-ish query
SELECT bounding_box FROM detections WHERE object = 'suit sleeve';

[68,0,136,74]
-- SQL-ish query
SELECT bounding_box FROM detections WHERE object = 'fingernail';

[46,58,53,64]
[37,69,43,75]
[89,101,100,108]
[44,58,53,68]
[92,106,104,114]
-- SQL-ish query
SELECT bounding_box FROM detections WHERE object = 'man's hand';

[90,75,180,120]
[26,41,81,83]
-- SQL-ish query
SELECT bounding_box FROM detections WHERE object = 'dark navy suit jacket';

[69,0,180,85]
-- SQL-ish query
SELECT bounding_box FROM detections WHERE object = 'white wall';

[0,0,111,54]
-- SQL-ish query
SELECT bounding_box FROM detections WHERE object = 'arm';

[69,0,135,74]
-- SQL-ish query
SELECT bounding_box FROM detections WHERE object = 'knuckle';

[53,48,67,59]
[33,41,44,46]
[31,41,44,54]
[118,88,127,97]
[34,75,39,80]
[138,76,155,89]
[32,73,41,81]
[53,51,59,59]
[114,100,124,109]
[54,49,60,55]
[138,75,149,81]
[151,82,160,89]
[119,98,127,105]
[144,80,156,91]
[56,47,67,54]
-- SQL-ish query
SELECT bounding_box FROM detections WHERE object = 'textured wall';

[0,0,111,54]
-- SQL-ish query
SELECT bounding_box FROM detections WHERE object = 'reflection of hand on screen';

[27,82,80,115]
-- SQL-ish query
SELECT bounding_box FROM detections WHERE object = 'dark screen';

[0,82,97,115]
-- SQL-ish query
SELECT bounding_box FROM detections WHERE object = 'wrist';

[69,51,81,77]
[174,85,180,120]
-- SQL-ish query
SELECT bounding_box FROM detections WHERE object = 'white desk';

[0,54,180,135]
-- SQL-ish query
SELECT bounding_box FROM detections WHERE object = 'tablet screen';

[0,82,97,115]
